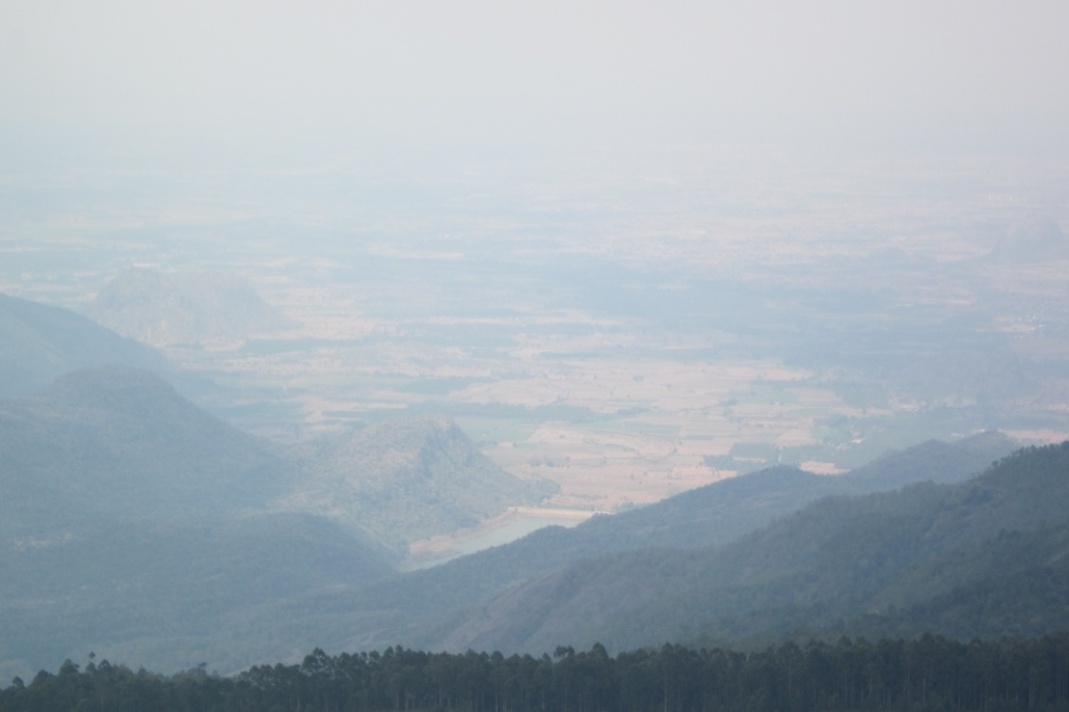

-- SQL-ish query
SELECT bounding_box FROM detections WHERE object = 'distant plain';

[3,149,1068,560]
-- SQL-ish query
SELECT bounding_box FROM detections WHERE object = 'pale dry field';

[3,153,1067,528]
[159,276,877,513]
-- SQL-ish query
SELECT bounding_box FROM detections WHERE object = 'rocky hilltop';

[87,268,293,346]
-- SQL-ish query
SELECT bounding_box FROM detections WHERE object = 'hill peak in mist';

[0,291,168,397]
[287,416,557,553]
[88,268,293,346]
[2,365,298,527]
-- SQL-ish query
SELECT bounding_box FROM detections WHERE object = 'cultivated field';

[3,150,1069,537]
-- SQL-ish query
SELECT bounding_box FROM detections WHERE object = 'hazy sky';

[3,1,1069,172]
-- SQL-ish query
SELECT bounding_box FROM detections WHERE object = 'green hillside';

[7,634,1069,712]
[86,268,293,345]
[0,365,561,678]
[0,292,168,397]
[0,360,1050,680]
[0,513,394,679]
[0,365,297,527]
[287,418,557,552]
[0,367,398,678]
[412,442,1069,654]
[229,432,1015,656]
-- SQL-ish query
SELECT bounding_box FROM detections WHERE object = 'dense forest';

[5,634,1069,712]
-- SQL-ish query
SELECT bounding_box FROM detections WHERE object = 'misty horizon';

[3,2,1069,173]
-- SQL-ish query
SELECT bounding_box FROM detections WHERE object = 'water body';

[404,508,592,570]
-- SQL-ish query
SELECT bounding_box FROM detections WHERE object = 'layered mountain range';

[0,292,168,397]
[0,361,547,677]
[86,268,294,346]
[0,358,1035,678]
[2,290,1066,687]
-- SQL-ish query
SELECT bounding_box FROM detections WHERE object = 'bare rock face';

[88,268,293,346]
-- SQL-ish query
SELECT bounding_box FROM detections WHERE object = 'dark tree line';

[4,633,1069,712]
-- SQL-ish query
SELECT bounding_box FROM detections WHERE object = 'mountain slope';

[0,366,296,527]
[410,432,1011,608]
[843,430,1014,491]
[419,442,1068,654]
[0,366,567,678]
[87,268,293,346]
[0,512,392,678]
[0,292,168,397]
[0,356,1027,677]
[240,431,1014,655]
[286,418,557,553]
[0,367,393,679]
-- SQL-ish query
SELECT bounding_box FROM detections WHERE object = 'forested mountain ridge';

[0,292,168,397]
[585,429,1015,553]
[284,418,556,552]
[0,365,297,526]
[8,634,1069,712]
[0,512,394,680]
[86,268,294,346]
[0,366,546,678]
[0,362,1040,680]
[304,430,1014,649]
[0,366,398,678]
[409,442,1069,654]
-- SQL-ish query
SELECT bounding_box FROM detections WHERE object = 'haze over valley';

[3,1,1069,697]
[4,153,1068,522]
